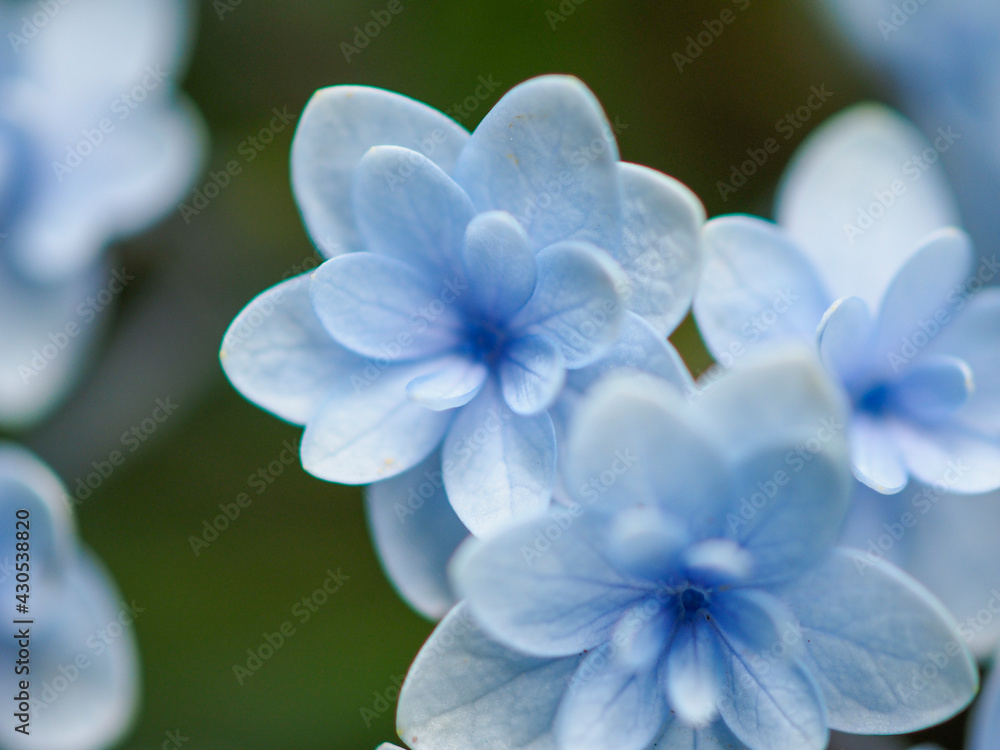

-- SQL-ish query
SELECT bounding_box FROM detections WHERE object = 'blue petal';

[816,296,875,391]
[291,86,469,256]
[405,355,488,411]
[851,415,909,494]
[712,595,828,750]
[451,510,648,657]
[352,147,476,280]
[694,216,832,361]
[777,104,961,310]
[499,335,566,416]
[300,360,454,483]
[221,273,362,425]
[461,210,537,324]
[0,262,109,429]
[925,287,1000,436]
[442,381,556,536]
[697,347,853,580]
[555,656,665,750]
[562,372,732,539]
[564,312,694,395]
[663,618,726,727]
[890,420,1000,494]
[615,162,704,337]
[872,228,975,364]
[775,548,978,734]
[890,355,973,423]
[452,75,623,253]
[310,253,465,361]
[511,240,625,368]
[364,454,469,620]
[397,604,583,750]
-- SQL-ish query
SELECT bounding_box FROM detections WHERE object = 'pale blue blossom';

[397,348,978,750]
[694,103,1000,494]
[0,0,204,427]
[817,0,1000,276]
[0,444,139,750]
[222,76,703,543]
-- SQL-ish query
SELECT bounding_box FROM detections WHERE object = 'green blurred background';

[13,1,963,748]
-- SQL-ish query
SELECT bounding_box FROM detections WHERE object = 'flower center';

[856,382,892,416]
[468,322,508,366]
[680,587,708,615]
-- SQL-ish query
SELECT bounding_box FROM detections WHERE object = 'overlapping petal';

[291,85,469,256]
[300,359,454,484]
[461,210,538,324]
[365,453,469,620]
[615,162,704,336]
[452,75,623,254]
[442,381,556,536]
[352,147,476,280]
[220,273,361,425]
[397,604,582,750]
[511,240,625,369]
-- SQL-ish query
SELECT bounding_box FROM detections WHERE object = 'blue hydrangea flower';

[397,348,978,750]
[222,76,703,545]
[0,444,139,750]
[694,103,1000,494]
[0,0,205,427]
[843,481,1000,659]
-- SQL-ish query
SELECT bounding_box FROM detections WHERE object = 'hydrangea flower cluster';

[221,74,998,750]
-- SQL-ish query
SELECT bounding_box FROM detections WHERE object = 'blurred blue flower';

[694,103,1000,495]
[0,0,205,427]
[397,349,978,750]
[222,75,703,541]
[0,444,139,750]
[817,0,1000,279]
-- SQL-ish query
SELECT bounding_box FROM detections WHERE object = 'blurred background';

[1,0,975,747]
